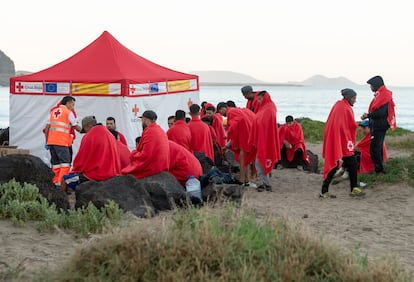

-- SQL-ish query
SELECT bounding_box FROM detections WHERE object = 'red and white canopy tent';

[9,31,199,163]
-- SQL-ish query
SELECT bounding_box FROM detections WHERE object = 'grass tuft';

[42,207,411,281]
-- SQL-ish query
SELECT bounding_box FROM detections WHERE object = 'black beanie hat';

[367,75,384,91]
[341,88,357,100]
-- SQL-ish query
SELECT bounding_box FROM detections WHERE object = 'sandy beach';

[0,142,413,280]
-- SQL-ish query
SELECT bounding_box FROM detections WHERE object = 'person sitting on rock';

[108,128,131,170]
[278,115,310,170]
[62,116,121,191]
[122,110,169,179]
[167,110,192,152]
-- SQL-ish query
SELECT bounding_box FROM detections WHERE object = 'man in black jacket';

[361,75,396,174]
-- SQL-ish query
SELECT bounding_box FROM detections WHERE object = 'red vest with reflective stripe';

[47,105,71,146]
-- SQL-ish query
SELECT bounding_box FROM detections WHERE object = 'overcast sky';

[2,0,413,86]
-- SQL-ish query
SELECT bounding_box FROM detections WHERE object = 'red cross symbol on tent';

[129,85,136,94]
[16,82,24,92]
[187,98,193,107]
[53,108,62,119]
[132,104,139,117]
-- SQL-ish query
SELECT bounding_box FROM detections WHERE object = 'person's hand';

[361,113,368,120]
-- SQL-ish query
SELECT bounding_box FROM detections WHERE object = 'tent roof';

[11,31,197,84]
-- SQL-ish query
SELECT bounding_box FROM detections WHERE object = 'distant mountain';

[298,75,360,88]
[192,71,359,87]
[191,70,298,86]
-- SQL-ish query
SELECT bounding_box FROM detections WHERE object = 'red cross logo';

[132,104,139,117]
[130,85,136,94]
[187,98,193,107]
[16,82,24,92]
[53,108,62,119]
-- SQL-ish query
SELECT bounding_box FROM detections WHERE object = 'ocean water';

[1,85,413,130]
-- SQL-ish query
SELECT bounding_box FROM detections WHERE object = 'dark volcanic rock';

[0,154,69,209]
[0,50,15,87]
[202,183,244,205]
[135,171,188,210]
[0,127,9,146]
[194,152,214,174]
[75,175,156,218]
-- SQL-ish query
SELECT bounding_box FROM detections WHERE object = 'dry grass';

[39,206,411,282]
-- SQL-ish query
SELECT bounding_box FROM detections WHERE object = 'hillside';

[192,71,359,87]
[299,74,360,88]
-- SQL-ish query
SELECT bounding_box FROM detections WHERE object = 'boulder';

[0,127,9,146]
[202,183,244,205]
[75,175,156,218]
[0,154,69,210]
[135,171,189,210]
[194,152,214,174]
[303,150,320,173]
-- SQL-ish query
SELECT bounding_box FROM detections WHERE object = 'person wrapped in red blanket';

[122,110,169,179]
[278,115,310,169]
[361,75,396,174]
[321,89,363,198]
[355,120,388,173]
[249,91,280,192]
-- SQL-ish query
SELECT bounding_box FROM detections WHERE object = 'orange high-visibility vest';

[47,105,71,146]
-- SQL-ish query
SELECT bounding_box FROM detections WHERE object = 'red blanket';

[249,92,280,174]
[322,99,357,179]
[226,108,256,166]
[168,141,202,186]
[167,120,192,152]
[212,113,226,148]
[246,93,260,113]
[72,125,121,181]
[368,85,396,131]
[121,123,169,178]
[356,134,388,173]
[188,116,214,161]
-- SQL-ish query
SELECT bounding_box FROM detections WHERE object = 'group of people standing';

[43,74,395,199]
[321,75,396,198]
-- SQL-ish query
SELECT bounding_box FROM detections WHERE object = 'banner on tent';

[72,83,121,95]
[129,79,198,96]
[13,81,121,95]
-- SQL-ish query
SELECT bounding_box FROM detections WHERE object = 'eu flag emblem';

[45,83,57,93]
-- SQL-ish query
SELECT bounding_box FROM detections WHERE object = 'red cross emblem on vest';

[53,108,62,119]
[132,104,139,117]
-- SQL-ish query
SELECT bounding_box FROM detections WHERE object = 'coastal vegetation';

[39,207,410,281]
[0,179,123,236]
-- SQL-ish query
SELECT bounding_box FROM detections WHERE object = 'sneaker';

[359,181,367,188]
[257,185,265,192]
[265,185,272,192]
[333,167,345,178]
[350,187,365,197]
[244,182,257,188]
[341,171,349,179]
[276,164,284,170]
[319,192,336,198]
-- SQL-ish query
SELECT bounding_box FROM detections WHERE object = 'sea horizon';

[1,85,413,131]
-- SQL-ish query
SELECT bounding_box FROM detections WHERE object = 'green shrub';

[359,155,414,187]
[45,207,410,281]
[0,180,123,236]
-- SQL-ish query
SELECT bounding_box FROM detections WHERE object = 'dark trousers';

[280,146,304,168]
[370,129,387,173]
[322,155,358,194]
